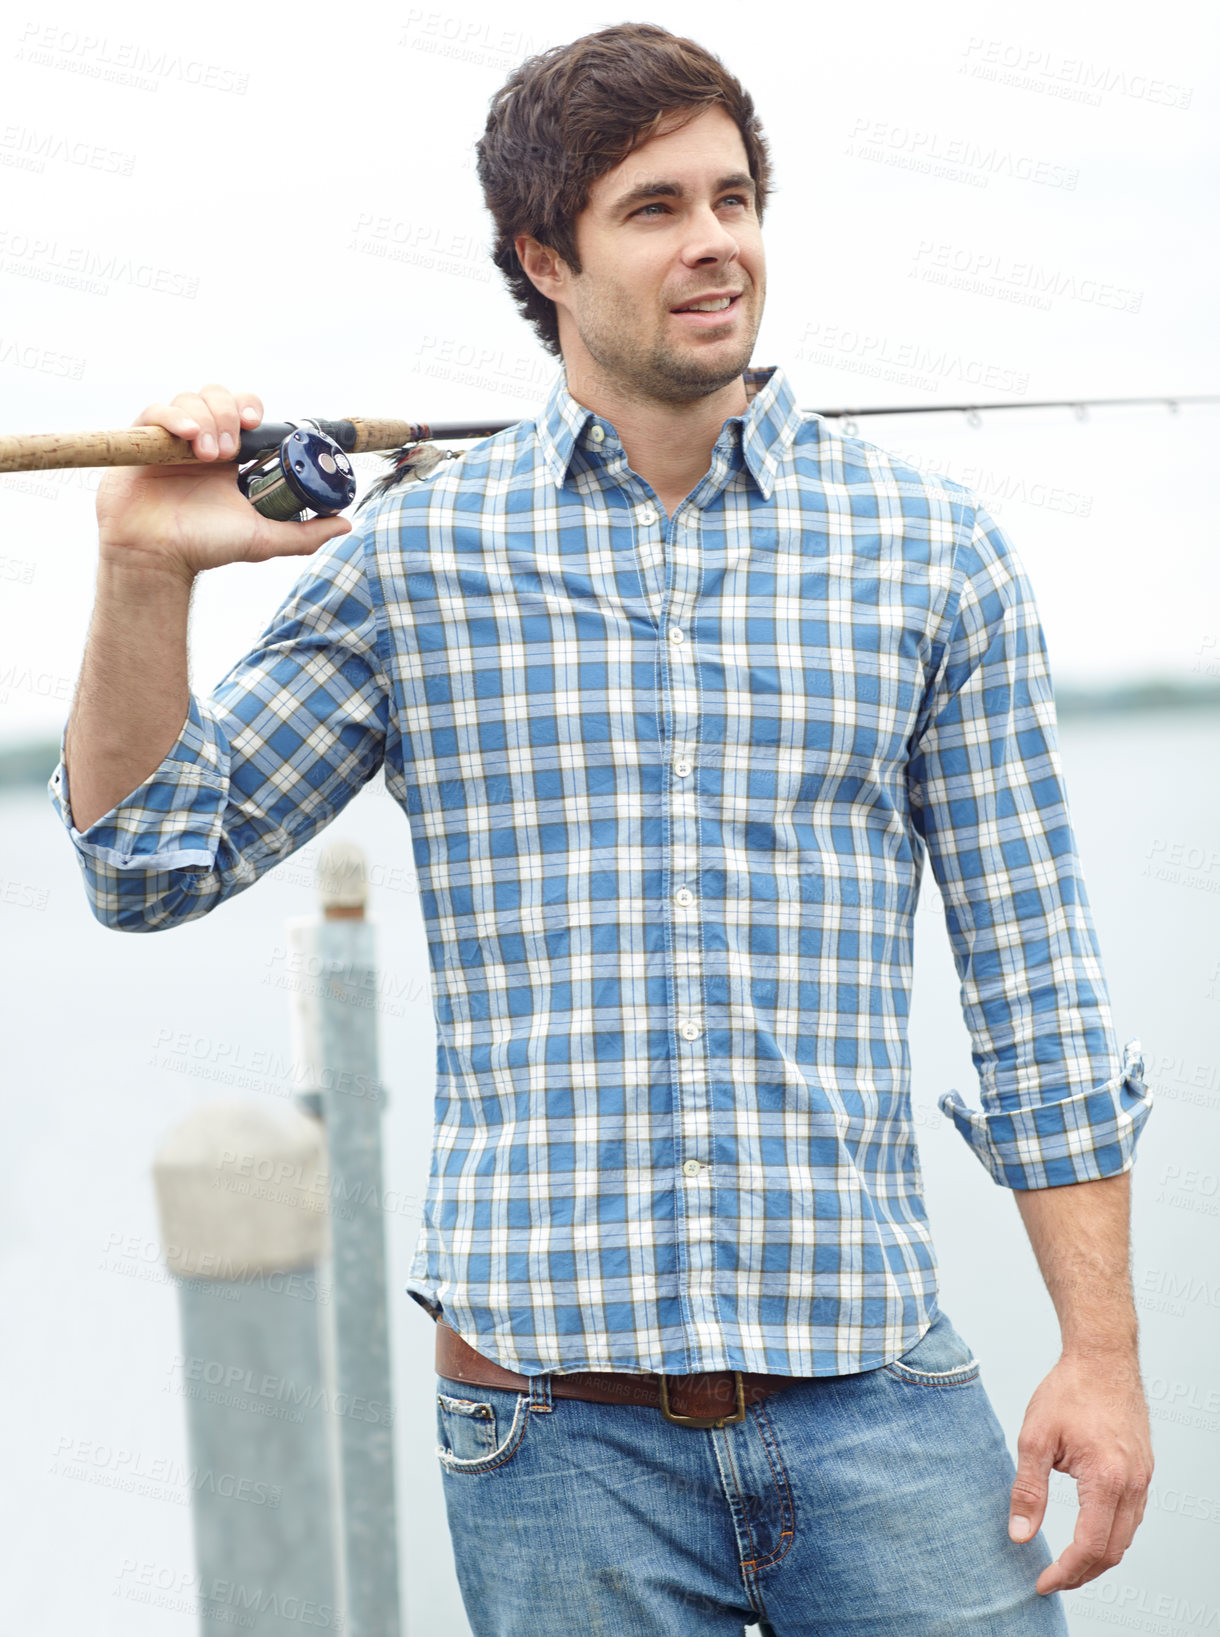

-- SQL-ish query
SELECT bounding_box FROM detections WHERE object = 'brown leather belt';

[436,1316,801,1428]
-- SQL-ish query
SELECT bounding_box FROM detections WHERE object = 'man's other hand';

[1008,1351,1153,1593]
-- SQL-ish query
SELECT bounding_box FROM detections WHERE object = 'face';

[525,104,766,405]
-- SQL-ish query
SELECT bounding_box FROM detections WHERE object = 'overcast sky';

[1,0,1217,745]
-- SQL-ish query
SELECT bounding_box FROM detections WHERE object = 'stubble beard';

[577,286,761,407]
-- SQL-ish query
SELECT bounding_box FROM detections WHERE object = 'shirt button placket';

[663,504,713,1329]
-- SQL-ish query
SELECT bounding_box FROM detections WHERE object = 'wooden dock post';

[152,1100,340,1634]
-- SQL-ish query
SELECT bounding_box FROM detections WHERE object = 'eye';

[631,194,752,219]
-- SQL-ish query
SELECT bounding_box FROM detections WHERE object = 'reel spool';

[237,421,357,521]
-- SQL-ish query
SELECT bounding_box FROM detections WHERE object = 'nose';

[679,202,743,269]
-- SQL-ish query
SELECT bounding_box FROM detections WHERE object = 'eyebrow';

[607,171,757,215]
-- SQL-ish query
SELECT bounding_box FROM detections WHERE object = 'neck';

[563,361,750,519]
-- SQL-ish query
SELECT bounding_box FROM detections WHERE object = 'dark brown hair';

[475,22,774,358]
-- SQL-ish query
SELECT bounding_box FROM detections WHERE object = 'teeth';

[677,296,733,312]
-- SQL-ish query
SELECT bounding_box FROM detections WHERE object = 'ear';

[515,234,569,302]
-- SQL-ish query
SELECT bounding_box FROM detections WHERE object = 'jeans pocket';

[435,1377,533,1475]
[882,1309,980,1387]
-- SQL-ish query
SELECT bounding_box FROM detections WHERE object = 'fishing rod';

[0,394,1214,522]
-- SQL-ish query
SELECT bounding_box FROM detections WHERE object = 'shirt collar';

[535,363,804,502]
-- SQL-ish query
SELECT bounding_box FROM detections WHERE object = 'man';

[53,21,1153,1635]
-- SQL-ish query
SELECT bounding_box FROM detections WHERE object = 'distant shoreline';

[2,677,1218,791]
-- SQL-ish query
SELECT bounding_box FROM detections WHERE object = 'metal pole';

[298,841,403,1637]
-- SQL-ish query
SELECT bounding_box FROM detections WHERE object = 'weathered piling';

[152,1099,340,1635]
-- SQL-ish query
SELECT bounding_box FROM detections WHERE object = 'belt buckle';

[658,1370,746,1428]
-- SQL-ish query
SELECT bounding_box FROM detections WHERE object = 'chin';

[671,346,754,387]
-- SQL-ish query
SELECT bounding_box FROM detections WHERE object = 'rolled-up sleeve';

[907,497,1152,1189]
[48,522,394,932]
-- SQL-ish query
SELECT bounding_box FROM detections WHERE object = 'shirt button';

[682,1159,706,1177]
[668,625,685,644]
[638,506,658,526]
[674,886,695,907]
[588,424,605,443]
[679,1020,701,1041]
[674,759,692,778]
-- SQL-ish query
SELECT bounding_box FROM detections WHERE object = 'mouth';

[670,291,743,326]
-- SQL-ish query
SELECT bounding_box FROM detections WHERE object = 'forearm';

[1013,1170,1139,1359]
[64,552,195,833]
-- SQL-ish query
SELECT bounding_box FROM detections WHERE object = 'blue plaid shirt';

[50,363,1151,1378]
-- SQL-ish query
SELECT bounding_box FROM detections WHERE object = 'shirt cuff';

[47,694,229,871]
[938,1038,1152,1189]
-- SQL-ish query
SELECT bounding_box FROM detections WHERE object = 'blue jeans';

[434,1307,1069,1635]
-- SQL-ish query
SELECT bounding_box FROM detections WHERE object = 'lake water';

[2,704,1217,1634]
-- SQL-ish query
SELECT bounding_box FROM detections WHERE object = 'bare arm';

[63,555,195,833]
[1015,1172,1138,1357]
[1007,1171,1153,1595]
[62,385,350,835]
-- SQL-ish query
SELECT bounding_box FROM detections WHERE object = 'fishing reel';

[235,418,465,520]
[236,420,358,521]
